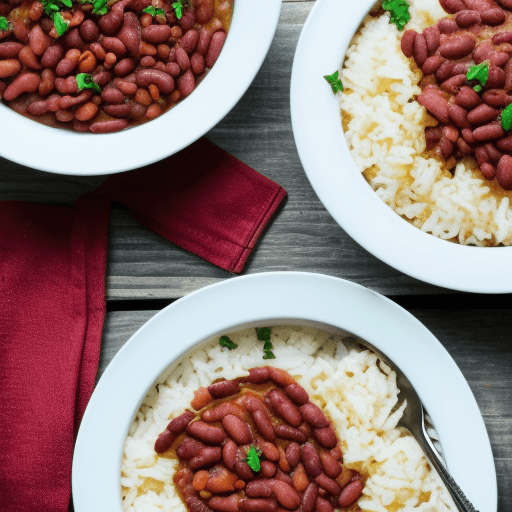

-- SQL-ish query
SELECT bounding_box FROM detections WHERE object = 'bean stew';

[401,0,512,190]
[0,0,232,133]
[154,367,366,512]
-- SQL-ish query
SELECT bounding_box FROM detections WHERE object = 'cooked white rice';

[121,325,456,512]
[341,0,512,245]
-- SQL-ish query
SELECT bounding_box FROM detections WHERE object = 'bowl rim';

[72,271,496,512]
[290,0,512,294]
[0,0,282,176]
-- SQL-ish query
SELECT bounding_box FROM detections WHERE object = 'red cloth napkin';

[0,138,286,512]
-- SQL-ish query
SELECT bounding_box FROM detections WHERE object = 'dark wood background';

[1,1,510,510]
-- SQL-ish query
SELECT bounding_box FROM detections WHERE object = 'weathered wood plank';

[100,308,512,511]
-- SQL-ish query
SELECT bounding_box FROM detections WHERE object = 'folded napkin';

[0,138,286,512]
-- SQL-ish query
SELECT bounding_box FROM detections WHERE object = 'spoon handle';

[418,427,479,512]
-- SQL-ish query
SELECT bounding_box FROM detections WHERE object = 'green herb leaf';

[501,103,512,132]
[245,446,261,472]
[263,349,276,360]
[0,16,11,31]
[263,340,273,351]
[219,335,238,350]
[172,0,183,19]
[76,72,101,93]
[382,0,410,31]
[80,0,109,15]
[42,0,70,15]
[323,70,343,94]
[53,12,69,36]
[256,327,271,342]
[143,5,166,16]
[467,61,489,92]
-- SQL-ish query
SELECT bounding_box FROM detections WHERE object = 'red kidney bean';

[266,389,302,427]
[439,136,454,159]
[473,41,493,63]
[300,444,322,479]
[55,109,73,123]
[422,55,444,75]
[300,482,318,512]
[63,28,86,52]
[79,20,99,42]
[401,30,416,58]
[496,154,512,189]
[252,409,276,442]
[482,7,506,25]
[299,403,329,428]
[222,440,237,470]
[116,79,137,95]
[274,424,307,443]
[485,141,504,162]
[454,10,481,27]
[440,34,476,59]
[246,480,273,498]
[489,51,508,68]
[284,383,309,406]
[338,480,364,508]
[19,46,41,70]
[102,37,127,57]
[205,30,226,68]
[475,145,490,166]
[440,0,466,13]
[441,73,467,94]
[203,402,246,423]
[467,104,500,125]
[268,368,295,388]
[177,437,206,460]
[27,100,48,115]
[208,380,241,399]
[482,89,510,107]
[189,446,222,470]
[235,461,255,481]
[154,429,175,453]
[140,55,156,67]
[93,71,112,87]
[417,88,449,123]
[436,60,455,81]
[455,86,482,109]
[194,0,213,23]
[187,496,212,512]
[46,94,61,112]
[103,103,132,119]
[187,421,226,445]
[272,480,301,510]
[315,497,333,512]
[245,367,270,384]
[443,125,459,143]
[29,24,50,56]
[208,495,239,512]
[0,59,21,78]
[423,26,440,54]
[118,12,142,58]
[284,443,300,469]
[99,8,124,35]
[412,33,428,67]
[142,24,172,44]
[90,42,106,61]
[89,119,128,133]
[59,90,92,109]
[222,414,252,445]
[480,162,497,179]
[497,133,512,151]
[314,474,340,495]
[137,68,175,93]
[4,72,40,101]
[102,86,125,104]
[260,441,280,462]
[0,42,24,59]
[492,31,512,45]
[180,29,199,54]
[197,27,212,55]
[448,105,470,128]
[239,499,277,512]
[243,395,265,413]
[319,452,342,478]
[462,128,476,145]
[179,6,196,31]
[176,45,191,71]
[485,65,506,89]
[438,18,458,33]
[313,427,337,449]
[457,137,473,155]
[261,461,277,478]
[112,57,134,76]
[56,53,80,77]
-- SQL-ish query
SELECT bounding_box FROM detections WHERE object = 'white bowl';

[0,0,281,176]
[72,272,496,512]
[290,0,512,293]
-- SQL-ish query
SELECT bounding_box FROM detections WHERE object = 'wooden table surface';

[1,1,510,511]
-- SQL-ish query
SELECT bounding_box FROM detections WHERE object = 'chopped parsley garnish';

[172,0,184,19]
[80,0,109,15]
[324,70,344,94]
[382,0,410,31]
[467,61,489,93]
[76,73,101,93]
[41,0,72,16]
[501,104,512,131]
[0,16,10,31]
[219,335,238,350]
[245,446,261,472]
[143,5,166,17]
[257,327,275,359]
[53,12,69,36]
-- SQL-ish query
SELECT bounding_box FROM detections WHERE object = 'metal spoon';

[362,340,479,512]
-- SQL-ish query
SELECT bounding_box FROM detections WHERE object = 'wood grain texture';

[0,2,448,299]
[100,309,511,511]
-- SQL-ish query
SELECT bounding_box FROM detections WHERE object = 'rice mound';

[121,325,456,512]
[340,0,512,245]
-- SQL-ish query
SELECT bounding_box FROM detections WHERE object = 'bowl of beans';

[291,0,512,292]
[71,273,495,512]
[0,0,281,174]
